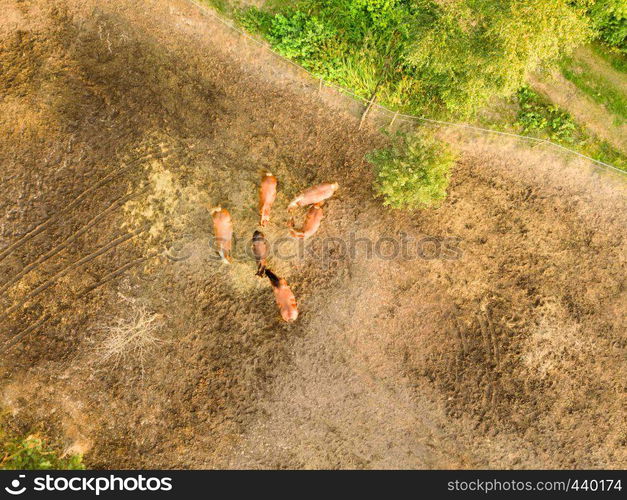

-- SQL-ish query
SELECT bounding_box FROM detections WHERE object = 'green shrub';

[236,7,274,35]
[516,86,578,142]
[1,434,85,470]
[267,12,335,66]
[367,132,455,209]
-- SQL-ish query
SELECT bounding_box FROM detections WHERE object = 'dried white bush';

[94,295,164,373]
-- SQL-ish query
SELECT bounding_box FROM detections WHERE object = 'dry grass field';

[0,0,625,469]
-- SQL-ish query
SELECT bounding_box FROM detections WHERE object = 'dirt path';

[530,55,627,153]
[0,0,625,469]
[573,46,627,96]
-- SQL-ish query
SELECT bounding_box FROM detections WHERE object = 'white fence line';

[185,0,626,176]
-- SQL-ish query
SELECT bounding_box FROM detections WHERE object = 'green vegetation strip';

[1,433,84,470]
[515,86,626,171]
[561,58,627,124]
[590,42,627,73]
[197,0,626,173]
[235,0,590,119]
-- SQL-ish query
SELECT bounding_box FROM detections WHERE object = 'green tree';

[407,0,592,117]
[239,1,591,118]
[574,0,626,53]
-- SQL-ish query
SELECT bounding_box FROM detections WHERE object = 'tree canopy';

[240,0,592,117]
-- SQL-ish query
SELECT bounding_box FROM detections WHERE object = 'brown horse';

[287,182,338,210]
[259,173,277,227]
[210,207,233,263]
[252,230,268,276]
[265,269,298,322]
[288,204,323,239]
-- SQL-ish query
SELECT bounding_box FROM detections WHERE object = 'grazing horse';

[210,206,233,263]
[252,230,268,276]
[259,173,277,227]
[288,204,323,239]
[265,269,298,322]
[287,182,338,210]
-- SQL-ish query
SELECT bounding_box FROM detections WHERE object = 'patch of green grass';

[590,42,627,73]
[561,58,626,125]
[514,86,626,171]
[583,139,627,170]
[0,410,85,470]
[201,0,231,15]
[475,87,626,172]
[1,434,85,470]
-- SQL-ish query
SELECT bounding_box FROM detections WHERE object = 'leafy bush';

[367,132,455,209]
[267,12,335,67]
[1,434,84,470]
[516,87,578,142]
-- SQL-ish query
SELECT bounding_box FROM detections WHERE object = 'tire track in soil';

[77,253,159,298]
[0,189,146,296]
[0,314,52,355]
[2,225,149,319]
[0,147,180,265]
[0,144,193,346]
[0,136,204,351]
[1,253,161,354]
